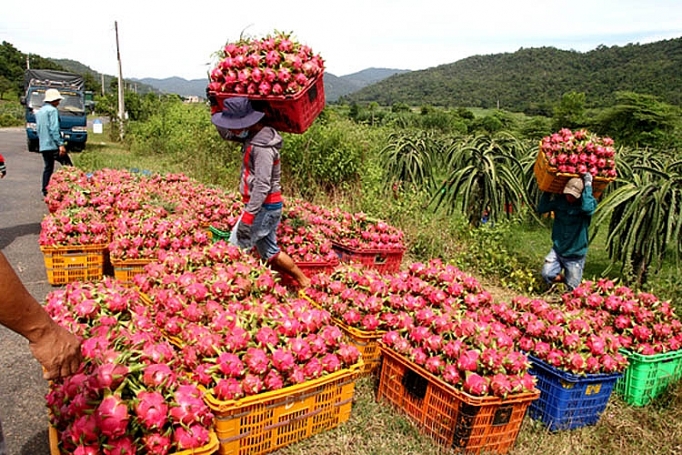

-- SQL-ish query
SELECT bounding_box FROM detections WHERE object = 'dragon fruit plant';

[208,30,324,97]
[44,279,215,455]
[540,128,617,178]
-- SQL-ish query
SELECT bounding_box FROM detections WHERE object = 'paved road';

[0,127,63,455]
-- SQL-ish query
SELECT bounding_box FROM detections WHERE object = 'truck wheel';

[27,138,39,152]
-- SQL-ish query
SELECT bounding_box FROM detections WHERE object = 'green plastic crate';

[615,349,682,406]
[209,225,232,243]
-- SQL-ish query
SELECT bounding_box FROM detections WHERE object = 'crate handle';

[374,255,387,265]
[492,404,513,426]
[401,368,428,400]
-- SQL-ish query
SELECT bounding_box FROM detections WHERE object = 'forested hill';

[341,37,682,113]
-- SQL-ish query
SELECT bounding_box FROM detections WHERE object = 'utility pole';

[101,73,105,96]
[115,20,125,140]
[26,54,30,69]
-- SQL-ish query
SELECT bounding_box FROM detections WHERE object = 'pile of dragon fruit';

[208,31,324,98]
[540,128,617,178]
[40,167,682,452]
[41,168,405,265]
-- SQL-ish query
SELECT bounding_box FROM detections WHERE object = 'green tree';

[552,91,586,130]
[593,91,680,149]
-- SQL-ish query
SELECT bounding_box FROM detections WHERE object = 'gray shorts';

[230,207,282,261]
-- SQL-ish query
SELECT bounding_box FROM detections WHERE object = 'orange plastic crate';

[208,74,325,134]
[377,345,539,454]
[533,149,613,199]
[40,244,107,285]
[49,425,219,454]
[205,361,361,455]
[332,243,404,274]
[111,258,153,287]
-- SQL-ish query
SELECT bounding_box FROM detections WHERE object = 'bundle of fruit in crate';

[39,207,110,247]
[535,128,617,197]
[562,280,682,355]
[108,207,211,262]
[306,259,490,333]
[207,31,326,133]
[134,244,361,400]
[44,279,216,454]
[277,204,339,264]
[492,295,629,376]
[381,305,537,398]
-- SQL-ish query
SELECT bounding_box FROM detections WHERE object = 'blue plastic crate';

[527,355,622,431]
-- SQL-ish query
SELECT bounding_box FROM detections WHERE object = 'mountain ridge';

[129,67,411,101]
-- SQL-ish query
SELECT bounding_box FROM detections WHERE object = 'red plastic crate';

[278,257,340,288]
[377,345,539,454]
[332,242,404,274]
[208,74,325,134]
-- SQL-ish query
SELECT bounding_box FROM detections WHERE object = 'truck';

[21,69,88,152]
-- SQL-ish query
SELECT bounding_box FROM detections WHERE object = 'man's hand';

[582,172,593,187]
[58,145,67,156]
[237,221,252,243]
[29,323,82,380]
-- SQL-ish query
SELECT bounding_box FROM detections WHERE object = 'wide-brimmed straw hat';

[563,177,584,198]
[44,88,64,103]
[211,97,264,130]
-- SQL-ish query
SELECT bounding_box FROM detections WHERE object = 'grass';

[71,125,682,455]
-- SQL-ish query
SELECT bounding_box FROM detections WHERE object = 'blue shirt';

[35,103,63,151]
[537,185,597,258]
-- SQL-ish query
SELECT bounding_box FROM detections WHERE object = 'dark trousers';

[41,149,73,196]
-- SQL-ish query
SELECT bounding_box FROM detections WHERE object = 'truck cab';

[21,70,89,152]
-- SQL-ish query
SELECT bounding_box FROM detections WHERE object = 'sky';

[2,1,681,81]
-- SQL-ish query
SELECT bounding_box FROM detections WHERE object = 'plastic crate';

[111,258,153,287]
[278,258,340,289]
[209,225,232,243]
[40,244,107,285]
[332,243,404,274]
[615,348,682,406]
[205,361,362,455]
[338,323,383,377]
[208,74,325,134]
[533,149,613,199]
[377,345,539,454]
[49,425,219,454]
[527,355,621,431]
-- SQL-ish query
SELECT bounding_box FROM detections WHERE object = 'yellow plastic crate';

[111,258,153,287]
[205,361,362,455]
[300,291,384,376]
[41,244,107,285]
[533,148,613,199]
[49,425,219,454]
